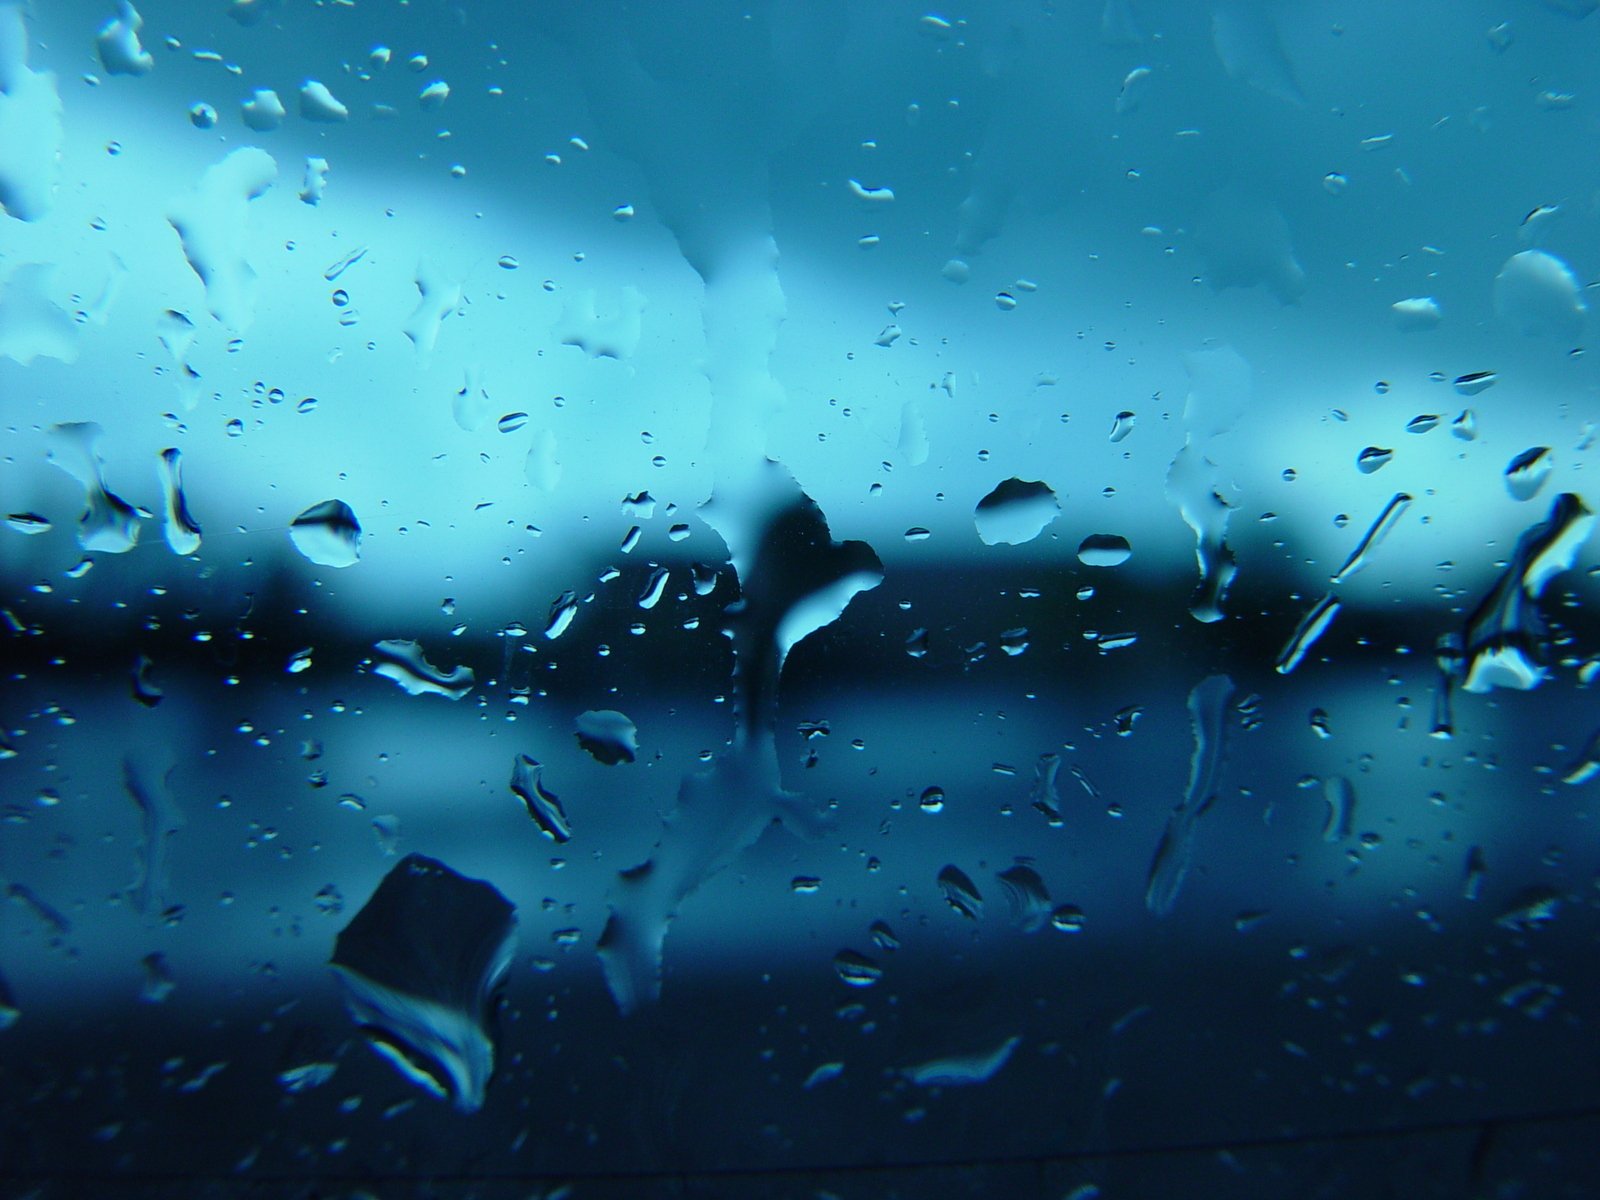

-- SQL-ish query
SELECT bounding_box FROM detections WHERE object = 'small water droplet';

[833,949,882,987]
[1050,904,1086,933]
[1356,446,1393,474]
[1077,534,1132,566]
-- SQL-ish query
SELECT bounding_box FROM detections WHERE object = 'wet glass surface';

[3,1,1600,1196]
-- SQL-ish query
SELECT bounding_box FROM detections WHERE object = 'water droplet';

[690,563,719,597]
[189,102,217,129]
[905,628,929,658]
[1322,171,1348,194]
[510,754,570,842]
[330,854,516,1112]
[157,448,201,556]
[997,864,1051,932]
[1000,628,1029,656]
[6,513,51,535]
[803,1061,844,1089]
[637,566,669,609]
[1462,847,1487,900]
[833,949,882,987]
[1452,410,1478,440]
[131,654,163,707]
[1355,446,1393,474]
[1406,413,1440,434]
[240,88,285,131]
[1109,411,1136,442]
[974,478,1059,546]
[994,291,1017,311]
[1494,885,1562,931]
[543,590,578,639]
[936,864,983,919]
[46,423,142,552]
[1461,492,1594,692]
[298,80,349,123]
[1077,533,1132,566]
[790,876,821,894]
[1505,446,1553,502]
[496,411,528,434]
[289,499,361,568]
[1392,296,1441,330]
[919,786,945,813]
[1275,594,1341,675]
[370,639,474,700]
[1144,675,1234,916]
[574,709,637,765]
[1453,370,1498,396]
[902,1036,1020,1087]
[139,953,175,1004]
[903,526,931,542]
[1050,904,1086,933]
[1309,708,1332,738]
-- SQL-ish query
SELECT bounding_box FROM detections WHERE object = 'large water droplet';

[973,478,1059,546]
[370,640,474,700]
[997,863,1051,932]
[47,423,140,553]
[1505,446,1553,502]
[289,500,361,568]
[330,854,516,1112]
[1461,493,1594,692]
[1494,250,1587,338]
[157,448,201,555]
[1077,533,1132,566]
[575,709,638,765]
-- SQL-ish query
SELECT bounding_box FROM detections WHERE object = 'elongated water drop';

[1330,493,1411,583]
[510,755,570,842]
[1275,594,1341,675]
[157,448,201,555]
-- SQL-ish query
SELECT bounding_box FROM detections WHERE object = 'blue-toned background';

[2,1,1599,1195]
